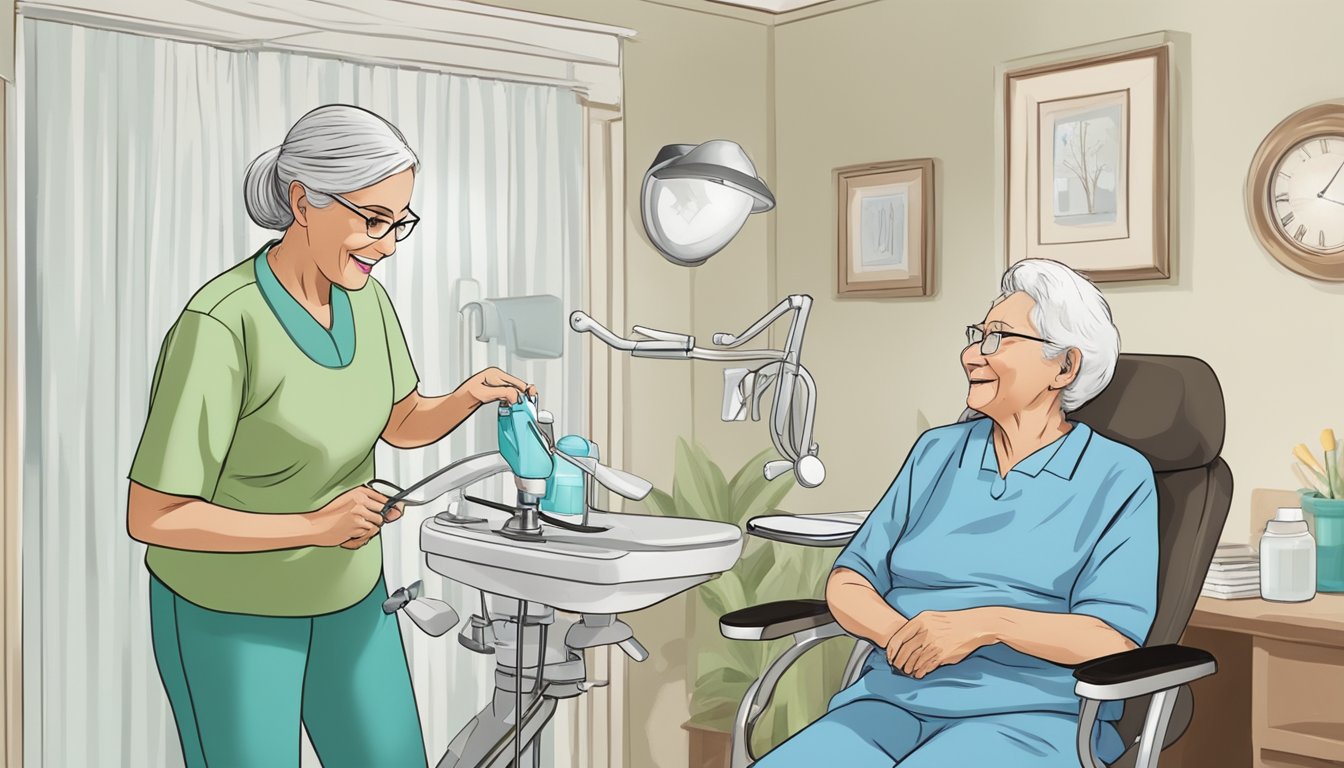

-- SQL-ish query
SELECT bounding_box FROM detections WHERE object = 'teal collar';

[253,243,356,368]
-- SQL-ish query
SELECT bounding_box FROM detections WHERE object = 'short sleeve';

[832,435,923,596]
[1069,469,1160,646]
[373,279,419,403]
[128,311,246,501]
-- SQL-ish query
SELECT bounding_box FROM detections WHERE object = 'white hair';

[996,258,1121,412]
[243,104,420,231]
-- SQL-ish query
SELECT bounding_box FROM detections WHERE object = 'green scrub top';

[128,242,420,617]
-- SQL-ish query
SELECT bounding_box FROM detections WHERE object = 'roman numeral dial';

[1270,135,1344,254]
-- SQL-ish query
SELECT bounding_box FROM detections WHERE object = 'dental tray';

[746,511,866,547]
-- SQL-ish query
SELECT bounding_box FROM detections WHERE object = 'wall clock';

[1246,101,1344,280]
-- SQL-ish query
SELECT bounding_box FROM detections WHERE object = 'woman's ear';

[288,181,310,228]
[1051,348,1082,391]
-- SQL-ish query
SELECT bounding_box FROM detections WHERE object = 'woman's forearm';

[382,389,480,449]
[827,568,909,646]
[979,606,1136,666]
[127,483,318,553]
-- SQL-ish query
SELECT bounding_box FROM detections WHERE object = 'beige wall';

[772,0,1344,546]
[474,0,1344,764]
[480,2,770,766]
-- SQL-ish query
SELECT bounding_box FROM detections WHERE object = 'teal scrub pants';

[149,572,428,768]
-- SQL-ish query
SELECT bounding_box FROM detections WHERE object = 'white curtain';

[20,18,585,768]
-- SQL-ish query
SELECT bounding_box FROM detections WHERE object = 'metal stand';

[514,600,527,767]
[435,600,645,768]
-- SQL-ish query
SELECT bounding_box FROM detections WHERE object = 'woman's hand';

[338,489,400,548]
[885,608,996,679]
[382,368,540,449]
[306,486,401,549]
[454,366,538,407]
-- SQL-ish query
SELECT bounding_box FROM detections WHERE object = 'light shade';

[641,140,775,266]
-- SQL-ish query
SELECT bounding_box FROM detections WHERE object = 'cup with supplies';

[1291,430,1344,593]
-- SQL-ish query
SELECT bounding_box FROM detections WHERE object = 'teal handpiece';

[542,435,593,516]
[497,396,553,481]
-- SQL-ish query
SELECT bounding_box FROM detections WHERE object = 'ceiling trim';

[635,0,884,27]
[638,0,776,25]
[774,0,884,25]
[709,0,833,12]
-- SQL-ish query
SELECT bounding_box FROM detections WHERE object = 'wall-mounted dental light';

[640,140,775,266]
[571,139,821,487]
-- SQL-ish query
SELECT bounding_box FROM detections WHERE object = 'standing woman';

[126,104,536,768]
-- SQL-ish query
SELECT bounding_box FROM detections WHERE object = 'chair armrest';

[719,599,834,641]
[1072,644,1216,701]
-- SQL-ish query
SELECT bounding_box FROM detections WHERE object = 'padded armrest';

[719,599,834,641]
[1073,644,1216,701]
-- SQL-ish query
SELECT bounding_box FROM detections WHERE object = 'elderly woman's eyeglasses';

[328,192,419,242]
[965,325,1052,355]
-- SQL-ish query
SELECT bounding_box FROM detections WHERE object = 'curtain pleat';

[21,17,585,768]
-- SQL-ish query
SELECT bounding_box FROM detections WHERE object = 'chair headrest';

[1070,354,1226,473]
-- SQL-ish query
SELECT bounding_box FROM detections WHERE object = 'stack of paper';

[1201,543,1260,599]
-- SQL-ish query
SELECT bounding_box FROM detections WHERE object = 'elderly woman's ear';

[1049,348,1083,392]
[288,180,311,228]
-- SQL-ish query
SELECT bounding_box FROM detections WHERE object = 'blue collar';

[253,243,355,368]
[964,417,1092,480]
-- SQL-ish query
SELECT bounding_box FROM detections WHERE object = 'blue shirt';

[830,417,1158,721]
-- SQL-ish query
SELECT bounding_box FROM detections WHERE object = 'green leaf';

[742,473,797,521]
[720,636,766,674]
[726,447,769,490]
[773,547,816,597]
[641,487,675,517]
[734,543,776,601]
[674,439,725,523]
[693,683,749,712]
[696,661,757,689]
[697,571,746,618]
[699,443,732,521]
[728,447,778,512]
[751,543,830,606]
[688,700,739,733]
[694,649,738,680]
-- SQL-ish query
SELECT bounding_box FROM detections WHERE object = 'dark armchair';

[719,354,1232,768]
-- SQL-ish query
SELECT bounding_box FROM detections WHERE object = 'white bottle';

[1259,507,1316,602]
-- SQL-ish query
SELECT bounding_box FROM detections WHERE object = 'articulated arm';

[570,301,825,487]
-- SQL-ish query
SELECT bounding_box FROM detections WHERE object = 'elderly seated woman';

[757,258,1157,767]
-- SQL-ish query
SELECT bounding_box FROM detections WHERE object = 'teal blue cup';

[541,435,593,516]
[1300,491,1344,592]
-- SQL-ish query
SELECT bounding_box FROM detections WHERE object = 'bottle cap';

[556,434,592,457]
[1276,507,1305,522]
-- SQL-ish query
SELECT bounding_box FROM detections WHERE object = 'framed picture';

[835,158,934,298]
[999,33,1173,282]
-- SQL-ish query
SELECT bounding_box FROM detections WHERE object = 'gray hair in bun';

[243,104,420,231]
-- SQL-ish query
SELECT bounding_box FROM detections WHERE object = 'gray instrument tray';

[745,511,866,547]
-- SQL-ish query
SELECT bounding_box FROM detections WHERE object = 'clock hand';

[1320,194,1344,207]
[1320,159,1344,197]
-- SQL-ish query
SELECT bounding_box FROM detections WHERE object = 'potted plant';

[1293,432,1344,592]
[643,438,851,767]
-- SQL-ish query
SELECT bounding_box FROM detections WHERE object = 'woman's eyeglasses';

[965,325,1052,355]
[328,191,419,242]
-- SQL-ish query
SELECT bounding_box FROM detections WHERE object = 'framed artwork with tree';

[998,33,1173,282]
